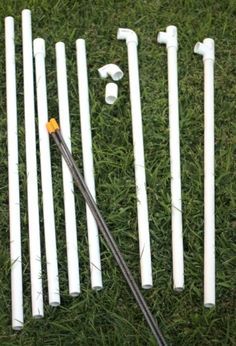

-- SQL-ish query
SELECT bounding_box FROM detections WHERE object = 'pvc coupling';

[157,25,178,49]
[194,38,215,62]
[105,82,118,104]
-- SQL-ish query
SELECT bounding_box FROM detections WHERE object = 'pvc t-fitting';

[117,28,138,45]
[194,38,215,62]
[157,25,178,49]
[33,38,46,57]
[98,64,123,81]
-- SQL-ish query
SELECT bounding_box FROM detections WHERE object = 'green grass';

[0,0,235,344]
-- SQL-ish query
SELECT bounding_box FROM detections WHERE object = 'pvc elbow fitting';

[33,38,45,57]
[117,28,138,45]
[194,38,215,62]
[105,82,118,104]
[98,64,123,81]
[157,25,178,49]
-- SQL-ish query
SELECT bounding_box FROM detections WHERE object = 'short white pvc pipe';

[98,64,123,81]
[157,26,184,291]
[76,39,102,290]
[34,38,60,306]
[22,9,44,318]
[194,38,215,308]
[55,42,80,296]
[105,82,118,104]
[5,16,24,330]
[117,28,152,289]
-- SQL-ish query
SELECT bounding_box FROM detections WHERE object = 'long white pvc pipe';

[117,28,152,289]
[194,38,215,307]
[76,39,102,291]
[33,38,60,306]
[55,42,80,296]
[22,9,44,318]
[5,16,24,330]
[157,26,184,291]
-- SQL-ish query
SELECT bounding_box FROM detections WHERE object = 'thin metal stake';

[47,119,167,346]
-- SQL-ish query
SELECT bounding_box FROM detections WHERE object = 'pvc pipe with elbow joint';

[98,64,123,81]
[194,38,215,308]
[22,9,44,318]
[76,39,103,291]
[157,26,184,292]
[55,42,80,296]
[33,38,60,306]
[117,28,152,289]
[5,16,24,330]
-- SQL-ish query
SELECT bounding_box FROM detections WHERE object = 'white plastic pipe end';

[76,38,85,50]
[98,64,123,81]
[105,82,118,104]
[194,38,215,61]
[55,41,65,50]
[157,25,178,49]
[117,28,138,45]
[33,38,46,57]
[204,302,215,309]
[5,16,14,27]
[22,9,31,16]
[5,17,14,40]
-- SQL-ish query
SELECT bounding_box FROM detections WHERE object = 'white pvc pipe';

[105,82,118,105]
[5,16,24,330]
[33,38,60,306]
[194,38,215,307]
[157,26,184,291]
[22,9,44,318]
[55,42,80,296]
[117,28,152,289]
[76,39,102,290]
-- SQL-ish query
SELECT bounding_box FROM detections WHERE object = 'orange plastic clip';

[46,121,55,134]
[50,118,60,131]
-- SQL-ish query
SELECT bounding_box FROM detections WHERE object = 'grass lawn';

[0,0,235,344]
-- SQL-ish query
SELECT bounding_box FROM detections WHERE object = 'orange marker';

[46,121,55,134]
[50,118,60,131]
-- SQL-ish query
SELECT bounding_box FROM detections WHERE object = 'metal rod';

[47,120,167,345]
